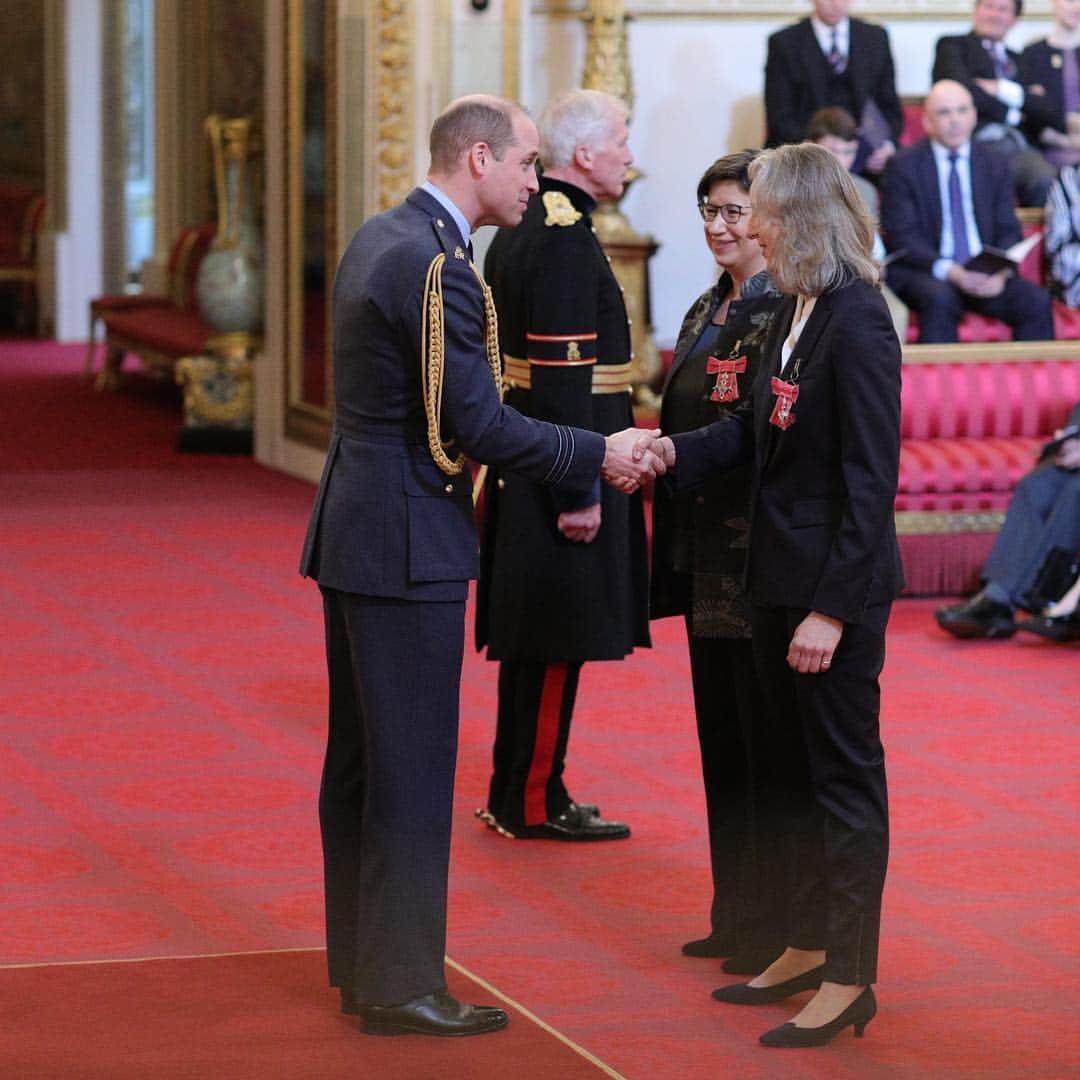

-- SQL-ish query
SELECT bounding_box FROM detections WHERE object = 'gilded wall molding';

[373,0,413,212]
[535,1,1053,16]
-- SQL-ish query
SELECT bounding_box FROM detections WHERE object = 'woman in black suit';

[651,151,786,973]
[1020,0,1080,169]
[656,143,903,1048]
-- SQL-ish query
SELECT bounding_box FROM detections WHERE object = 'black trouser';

[319,588,463,1006]
[487,659,583,829]
[686,626,787,958]
[750,604,890,986]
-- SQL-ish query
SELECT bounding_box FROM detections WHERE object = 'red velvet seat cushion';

[896,436,1041,511]
[102,308,209,356]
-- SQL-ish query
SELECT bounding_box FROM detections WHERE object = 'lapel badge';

[1052,53,1063,68]
[454,245,466,260]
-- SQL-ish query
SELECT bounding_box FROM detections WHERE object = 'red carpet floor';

[1,340,1078,1078]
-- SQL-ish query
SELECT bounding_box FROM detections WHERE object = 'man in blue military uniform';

[475,90,649,842]
[300,95,663,1037]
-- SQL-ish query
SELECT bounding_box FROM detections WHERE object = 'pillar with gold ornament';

[581,0,662,417]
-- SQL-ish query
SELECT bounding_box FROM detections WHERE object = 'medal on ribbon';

[769,375,799,429]
[706,354,747,402]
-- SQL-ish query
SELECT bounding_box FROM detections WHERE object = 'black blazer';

[932,32,1057,132]
[881,138,1021,273]
[764,18,903,147]
[300,188,604,601]
[670,279,903,630]
[1018,40,1079,141]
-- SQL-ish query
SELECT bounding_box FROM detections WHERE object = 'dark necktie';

[466,240,475,263]
[828,28,846,74]
[948,152,971,265]
[984,39,1014,80]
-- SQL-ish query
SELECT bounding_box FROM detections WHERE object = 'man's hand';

[864,140,896,175]
[557,503,602,543]
[1054,430,1080,470]
[946,265,1009,298]
[602,427,666,492]
[787,612,843,675]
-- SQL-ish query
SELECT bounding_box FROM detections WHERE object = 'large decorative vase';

[195,115,264,338]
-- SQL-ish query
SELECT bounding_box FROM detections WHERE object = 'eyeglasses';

[698,202,752,224]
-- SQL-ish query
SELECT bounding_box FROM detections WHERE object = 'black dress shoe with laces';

[935,592,1016,639]
[527,802,630,840]
[357,989,509,1037]
[1016,612,1080,642]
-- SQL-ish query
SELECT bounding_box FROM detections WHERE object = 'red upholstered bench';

[86,222,216,389]
[895,344,1080,594]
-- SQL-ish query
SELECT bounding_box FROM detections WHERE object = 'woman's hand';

[787,612,843,674]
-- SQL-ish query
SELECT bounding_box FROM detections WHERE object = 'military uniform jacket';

[650,271,784,636]
[670,279,903,633]
[475,176,650,660]
[299,187,605,601]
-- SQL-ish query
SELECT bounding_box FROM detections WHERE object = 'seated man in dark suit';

[882,79,1055,343]
[932,0,1057,205]
[936,403,1080,640]
[764,0,902,177]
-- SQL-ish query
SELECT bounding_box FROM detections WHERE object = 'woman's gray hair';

[749,143,878,297]
[539,90,627,170]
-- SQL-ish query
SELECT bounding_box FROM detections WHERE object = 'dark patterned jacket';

[650,271,784,638]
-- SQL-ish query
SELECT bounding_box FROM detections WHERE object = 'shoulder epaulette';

[542,190,582,227]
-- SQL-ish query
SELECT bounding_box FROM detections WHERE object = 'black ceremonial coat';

[476,177,650,661]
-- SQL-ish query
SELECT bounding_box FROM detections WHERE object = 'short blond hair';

[749,143,878,297]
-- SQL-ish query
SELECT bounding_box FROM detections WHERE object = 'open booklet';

[963,232,1043,275]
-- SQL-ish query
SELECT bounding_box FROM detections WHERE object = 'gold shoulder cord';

[421,253,504,477]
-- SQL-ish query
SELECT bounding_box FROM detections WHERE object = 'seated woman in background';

[1046,165,1080,306]
[650,150,786,975]
[1020,0,1080,169]
[656,143,903,1049]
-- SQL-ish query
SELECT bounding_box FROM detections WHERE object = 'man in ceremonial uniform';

[300,94,662,1038]
[475,89,649,842]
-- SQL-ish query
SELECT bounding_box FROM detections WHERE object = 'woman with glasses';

[655,143,902,1048]
[651,150,786,976]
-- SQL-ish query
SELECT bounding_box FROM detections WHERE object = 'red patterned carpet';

[1,340,1078,1078]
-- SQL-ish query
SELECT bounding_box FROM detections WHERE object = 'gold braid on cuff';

[421,253,504,476]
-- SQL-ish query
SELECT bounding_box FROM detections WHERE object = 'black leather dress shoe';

[526,802,630,840]
[339,987,359,1015]
[935,592,1016,639]
[1016,612,1080,642]
[711,964,825,1005]
[357,990,508,1037]
[681,932,736,958]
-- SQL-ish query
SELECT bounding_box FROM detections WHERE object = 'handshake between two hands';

[600,428,676,494]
